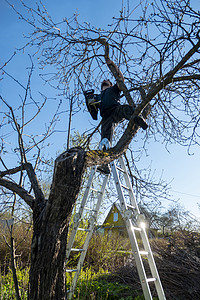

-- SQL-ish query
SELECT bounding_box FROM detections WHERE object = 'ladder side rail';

[68,174,109,299]
[92,173,110,220]
[118,157,165,299]
[139,228,166,300]
[125,219,153,300]
[110,161,128,212]
[118,157,166,299]
[67,222,95,300]
[111,160,152,299]
[118,157,140,214]
[68,222,94,300]
[68,176,108,299]
[66,166,97,259]
[75,166,97,218]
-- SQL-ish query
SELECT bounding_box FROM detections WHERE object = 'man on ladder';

[68,59,166,300]
[85,58,148,173]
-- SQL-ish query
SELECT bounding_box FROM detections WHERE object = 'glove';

[99,138,110,151]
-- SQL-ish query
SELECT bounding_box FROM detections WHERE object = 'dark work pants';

[101,105,134,143]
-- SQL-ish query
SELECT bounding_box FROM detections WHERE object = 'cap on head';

[101,79,112,90]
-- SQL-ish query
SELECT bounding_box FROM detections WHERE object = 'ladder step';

[131,226,142,231]
[126,204,135,210]
[85,207,96,212]
[147,278,156,283]
[121,184,131,191]
[90,187,101,193]
[78,228,90,232]
[71,248,85,252]
[139,251,148,255]
[116,166,126,173]
[66,269,78,273]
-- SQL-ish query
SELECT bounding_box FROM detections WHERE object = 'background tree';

[156,203,198,235]
[1,0,200,299]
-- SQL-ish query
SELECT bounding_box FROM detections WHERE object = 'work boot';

[97,164,111,175]
[133,116,148,130]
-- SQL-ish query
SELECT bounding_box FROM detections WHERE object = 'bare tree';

[1,0,200,299]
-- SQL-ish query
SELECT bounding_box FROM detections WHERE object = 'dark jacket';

[99,84,121,117]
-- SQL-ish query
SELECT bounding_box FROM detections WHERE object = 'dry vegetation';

[1,222,200,299]
[0,222,32,271]
[108,231,200,300]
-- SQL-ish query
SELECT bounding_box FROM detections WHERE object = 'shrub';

[0,222,32,270]
[0,267,29,300]
[67,231,132,272]
[86,233,131,272]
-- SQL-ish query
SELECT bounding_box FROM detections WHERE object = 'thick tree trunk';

[28,148,86,300]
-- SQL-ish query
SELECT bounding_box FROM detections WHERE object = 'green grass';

[0,267,147,300]
[0,268,29,300]
[67,268,149,300]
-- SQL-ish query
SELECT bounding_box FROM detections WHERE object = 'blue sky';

[0,0,200,220]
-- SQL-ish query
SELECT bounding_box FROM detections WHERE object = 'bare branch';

[23,163,45,203]
[172,74,200,82]
[135,39,200,114]
[0,166,25,178]
[0,96,27,164]
[0,178,35,208]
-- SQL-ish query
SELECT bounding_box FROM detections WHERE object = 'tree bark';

[28,148,86,300]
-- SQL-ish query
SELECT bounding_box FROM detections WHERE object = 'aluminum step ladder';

[66,156,166,300]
